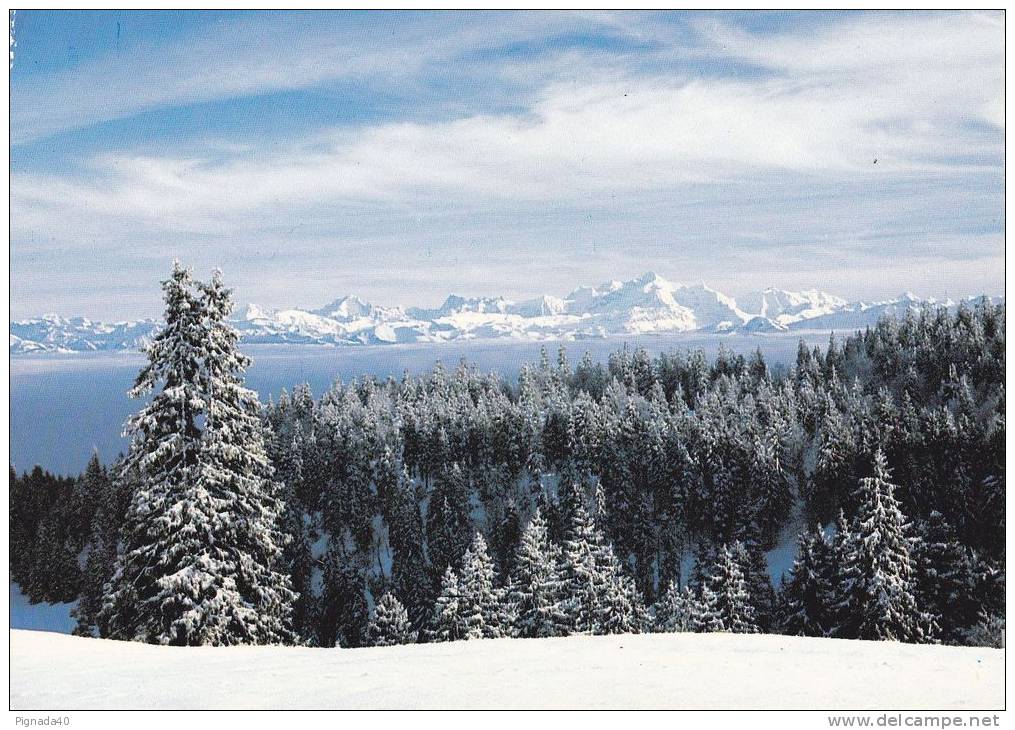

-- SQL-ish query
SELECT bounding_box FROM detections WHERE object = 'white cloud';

[13,61,1001,239]
[9,11,1005,317]
[697,11,1004,129]
[10,11,617,144]
[701,11,1001,75]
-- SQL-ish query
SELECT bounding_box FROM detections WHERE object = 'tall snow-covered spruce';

[559,484,644,635]
[832,451,933,643]
[509,509,568,638]
[99,264,297,646]
[458,533,509,639]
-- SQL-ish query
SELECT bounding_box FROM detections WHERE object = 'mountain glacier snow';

[9,272,999,354]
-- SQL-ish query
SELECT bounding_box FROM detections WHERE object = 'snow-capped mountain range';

[9,272,1001,354]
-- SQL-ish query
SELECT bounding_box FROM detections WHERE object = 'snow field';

[10,629,1004,710]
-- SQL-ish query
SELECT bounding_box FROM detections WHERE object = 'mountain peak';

[633,271,674,288]
[313,294,373,320]
[11,273,986,355]
[242,303,273,321]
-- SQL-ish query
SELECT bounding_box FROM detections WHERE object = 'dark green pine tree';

[426,463,473,580]
[911,511,980,644]
[269,424,317,644]
[69,451,108,544]
[280,483,316,643]
[388,464,434,633]
[779,525,835,637]
[689,538,718,594]
[963,610,1005,648]
[808,394,856,523]
[732,524,777,632]
[318,545,369,648]
[33,516,81,604]
[491,498,523,579]
[72,454,118,637]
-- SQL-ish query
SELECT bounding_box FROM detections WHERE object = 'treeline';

[9,280,1005,649]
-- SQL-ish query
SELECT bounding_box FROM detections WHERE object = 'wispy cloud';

[9,10,1004,318]
[10,11,621,144]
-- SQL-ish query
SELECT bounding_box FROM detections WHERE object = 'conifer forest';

[10,265,1006,650]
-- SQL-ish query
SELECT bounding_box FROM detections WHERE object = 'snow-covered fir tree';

[594,556,646,635]
[430,567,468,642]
[731,528,777,631]
[963,610,1005,648]
[195,269,298,643]
[698,543,759,634]
[370,592,416,647]
[559,490,606,633]
[509,509,569,638]
[458,533,507,639]
[99,264,297,646]
[653,581,698,633]
[99,262,209,643]
[833,451,934,643]
[693,585,723,633]
[559,485,645,635]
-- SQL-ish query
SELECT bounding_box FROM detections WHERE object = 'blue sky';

[10,10,1004,319]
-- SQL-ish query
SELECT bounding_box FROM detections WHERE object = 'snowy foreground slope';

[11,629,1003,710]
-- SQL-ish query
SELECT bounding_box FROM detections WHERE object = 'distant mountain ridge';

[9,272,1002,354]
